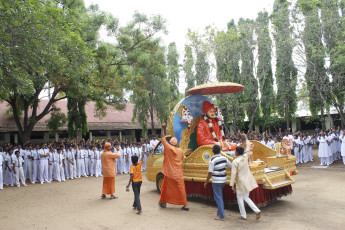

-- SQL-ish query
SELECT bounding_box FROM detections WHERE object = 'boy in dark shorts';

[126,153,144,214]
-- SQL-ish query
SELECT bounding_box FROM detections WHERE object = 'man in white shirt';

[149,136,159,150]
[39,144,50,184]
[14,150,27,187]
[0,151,4,190]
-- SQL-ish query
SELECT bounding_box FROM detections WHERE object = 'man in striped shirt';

[204,145,232,221]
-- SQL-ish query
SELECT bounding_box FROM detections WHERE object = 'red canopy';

[187,82,245,95]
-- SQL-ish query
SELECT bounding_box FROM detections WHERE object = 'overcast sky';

[84,0,274,51]
[84,0,276,92]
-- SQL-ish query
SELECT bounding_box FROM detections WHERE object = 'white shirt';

[14,156,24,168]
[150,139,159,150]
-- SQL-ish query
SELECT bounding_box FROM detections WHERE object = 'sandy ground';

[1,149,345,230]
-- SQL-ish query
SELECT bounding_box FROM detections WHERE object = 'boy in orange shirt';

[126,153,144,214]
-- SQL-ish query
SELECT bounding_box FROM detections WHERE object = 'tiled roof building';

[0,100,160,144]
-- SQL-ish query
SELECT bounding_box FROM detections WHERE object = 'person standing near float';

[204,144,231,221]
[101,142,121,200]
[159,123,189,211]
[340,130,345,165]
[230,134,261,220]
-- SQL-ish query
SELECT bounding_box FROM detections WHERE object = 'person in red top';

[159,123,189,211]
[197,101,235,151]
[126,153,144,214]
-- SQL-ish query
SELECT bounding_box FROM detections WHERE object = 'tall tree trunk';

[149,93,156,135]
[320,106,326,130]
[286,103,290,130]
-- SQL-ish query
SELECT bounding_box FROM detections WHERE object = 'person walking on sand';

[101,142,121,200]
[126,153,144,215]
[204,144,231,221]
[230,134,261,220]
[158,123,189,211]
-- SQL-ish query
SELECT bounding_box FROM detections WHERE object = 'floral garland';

[203,115,226,141]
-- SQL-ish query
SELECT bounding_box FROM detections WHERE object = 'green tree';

[215,21,245,132]
[167,42,180,109]
[319,0,345,128]
[271,0,298,129]
[130,42,169,135]
[256,11,275,130]
[46,106,67,135]
[296,0,333,129]
[183,45,195,92]
[238,18,259,132]
[0,0,95,144]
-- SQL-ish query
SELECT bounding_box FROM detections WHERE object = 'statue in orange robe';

[159,124,189,211]
[197,101,236,151]
[101,142,121,200]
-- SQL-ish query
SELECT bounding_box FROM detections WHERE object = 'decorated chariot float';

[146,82,298,207]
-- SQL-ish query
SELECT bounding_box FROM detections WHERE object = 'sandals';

[214,218,225,221]
[101,194,106,199]
[256,212,261,220]
[181,207,190,211]
[110,195,118,200]
[159,203,166,208]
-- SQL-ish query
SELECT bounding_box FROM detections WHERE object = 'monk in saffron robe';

[101,142,121,200]
[159,123,189,211]
[197,101,236,151]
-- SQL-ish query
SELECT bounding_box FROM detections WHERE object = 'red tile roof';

[0,100,160,132]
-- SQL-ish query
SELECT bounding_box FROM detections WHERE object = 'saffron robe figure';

[159,123,189,211]
[196,101,235,151]
[101,142,121,200]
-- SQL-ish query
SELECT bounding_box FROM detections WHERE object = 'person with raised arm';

[101,142,121,200]
[158,123,189,211]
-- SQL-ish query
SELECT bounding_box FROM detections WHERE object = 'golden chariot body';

[146,82,298,207]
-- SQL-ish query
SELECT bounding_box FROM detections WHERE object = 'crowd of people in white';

[0,137,160,190]
[226,127,345,166]
[1,126,345,191]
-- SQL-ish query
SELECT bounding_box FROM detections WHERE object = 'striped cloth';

[208,154,231,183]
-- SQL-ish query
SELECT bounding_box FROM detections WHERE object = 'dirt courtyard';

[1,150,345,230]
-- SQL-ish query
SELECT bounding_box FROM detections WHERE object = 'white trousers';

[24,159,29,179]
[39,160,49,182]
[0,165,3,189]
[124,160,130,173]
[5,167,15,186]
[15,167,26,187]
[236,192,260,219]
[55,163,65,182]
[68,161,76,179]
[342,156,345,165]
[294,148,300,164]
[77,159,87,178]
[95,160,102,177]
[27,160,34,183]
[64,161,70,179]
[48,163,53,182]
[90,159,96,176]
[33,160,40,182]
[320,157,331,165]
[308,146,313,161]
[85,158,90,175]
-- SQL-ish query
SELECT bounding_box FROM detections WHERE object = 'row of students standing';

[115,143,151,174]
[318,130,345,166]
[1,140,158,190]
[292,134,316,164]
[0,144,104,188]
